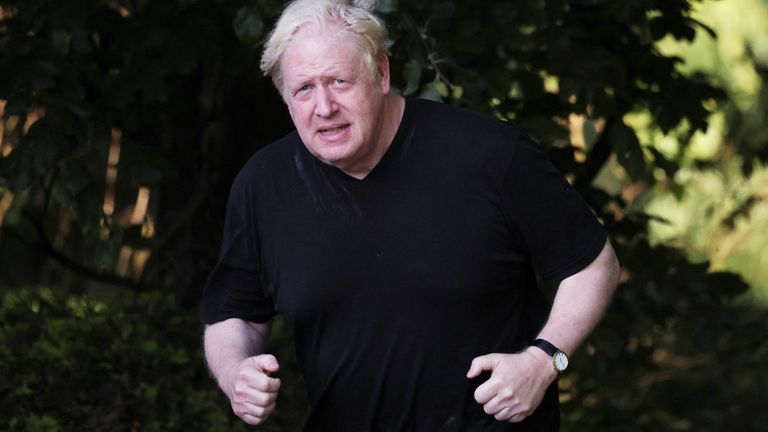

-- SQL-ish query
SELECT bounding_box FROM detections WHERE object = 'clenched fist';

[466,349,557,423]
[222,354,281,425]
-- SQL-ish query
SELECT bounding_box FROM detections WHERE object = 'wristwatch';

[531,339,569,373]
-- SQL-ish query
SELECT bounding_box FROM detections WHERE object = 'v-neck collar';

[311,97,414,185]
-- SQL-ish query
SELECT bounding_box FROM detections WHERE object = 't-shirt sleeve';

[201,173,276,325]
[501,134,607,284]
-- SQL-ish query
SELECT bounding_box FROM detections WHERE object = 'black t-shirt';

[202,98,607,431]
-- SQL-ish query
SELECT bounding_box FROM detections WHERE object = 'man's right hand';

[223,354,281,425]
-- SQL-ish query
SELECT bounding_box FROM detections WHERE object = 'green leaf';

[402,58,422,95]
[608,121,646,181]
[233,5,264,46]
[417,82,443,102]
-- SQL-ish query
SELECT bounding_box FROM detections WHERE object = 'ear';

[377,54,391,94]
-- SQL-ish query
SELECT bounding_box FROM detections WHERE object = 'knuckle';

[266,402,277,415]
[252,392,268,406]
[264,392,278,405]
[263,378,280,392]
[236,370,251,383]
[251,377,268,391]
[232,386,252,402]
[232,377,245,389]
[473,387,485,402]
[231,391,245,404]
[498,388,515,400]
[518,399,534,413]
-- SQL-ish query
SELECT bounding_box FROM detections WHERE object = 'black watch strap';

[531,338,560,357]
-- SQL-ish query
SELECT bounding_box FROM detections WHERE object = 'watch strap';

[531,338,560,357]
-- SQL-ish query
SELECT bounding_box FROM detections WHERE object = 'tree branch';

[18,210,145,290]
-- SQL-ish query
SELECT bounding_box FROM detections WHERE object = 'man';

[202,0,620,430]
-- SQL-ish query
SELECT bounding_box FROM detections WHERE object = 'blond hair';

[260,0,391,91]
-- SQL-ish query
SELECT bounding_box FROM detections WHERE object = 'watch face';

[553,352,569,371]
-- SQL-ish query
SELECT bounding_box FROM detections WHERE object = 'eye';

[332,78,352,88]
[293,84,311,96]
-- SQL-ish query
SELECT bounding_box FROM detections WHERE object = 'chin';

[322,153,355,169]
[313,143,357,163]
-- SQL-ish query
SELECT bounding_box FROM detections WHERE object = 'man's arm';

[467,239,620,423]
[204,318,281,425]
[535,238,620,355]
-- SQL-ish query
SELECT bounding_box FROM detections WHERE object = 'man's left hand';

[466,348,558,423]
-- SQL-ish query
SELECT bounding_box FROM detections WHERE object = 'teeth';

[321,126,346,135]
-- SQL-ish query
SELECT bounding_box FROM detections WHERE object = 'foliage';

[0,0,291,296]
[0,287,241,431]
[0,0,765,430]
[0,287,309,432]
[639,0,768,301]
[0,0,726,292]
[646,160,768,301]
[561,216,768,431]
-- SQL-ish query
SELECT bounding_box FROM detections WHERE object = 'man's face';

[279,23,391,175]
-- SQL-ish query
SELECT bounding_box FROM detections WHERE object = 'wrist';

[530,338,570,375]
[215,358,246,399]
[526,346,559,380]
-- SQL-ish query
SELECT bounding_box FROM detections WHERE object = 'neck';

[342,93,405,180]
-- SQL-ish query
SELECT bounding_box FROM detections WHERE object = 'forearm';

[204,318,270,395]
[536,239,620,356]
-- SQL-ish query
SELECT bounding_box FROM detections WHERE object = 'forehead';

[280,23,365,82]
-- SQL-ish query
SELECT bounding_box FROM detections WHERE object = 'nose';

[314,85,336,118]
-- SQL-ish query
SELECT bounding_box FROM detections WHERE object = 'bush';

[0,288,250,432]
[2,258,767,431]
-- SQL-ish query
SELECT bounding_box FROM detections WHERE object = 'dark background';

[1,0,767,431]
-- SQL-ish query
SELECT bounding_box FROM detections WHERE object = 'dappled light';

[102,128,121,218]
[101,128,154,280]
[0,0,766,430]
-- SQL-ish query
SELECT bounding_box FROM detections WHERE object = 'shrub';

[0,288,249,432]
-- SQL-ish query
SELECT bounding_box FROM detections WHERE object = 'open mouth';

[319,125,349,135]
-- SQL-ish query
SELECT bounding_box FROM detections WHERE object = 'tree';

[0,0,724,293]
[1,0,765,430]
